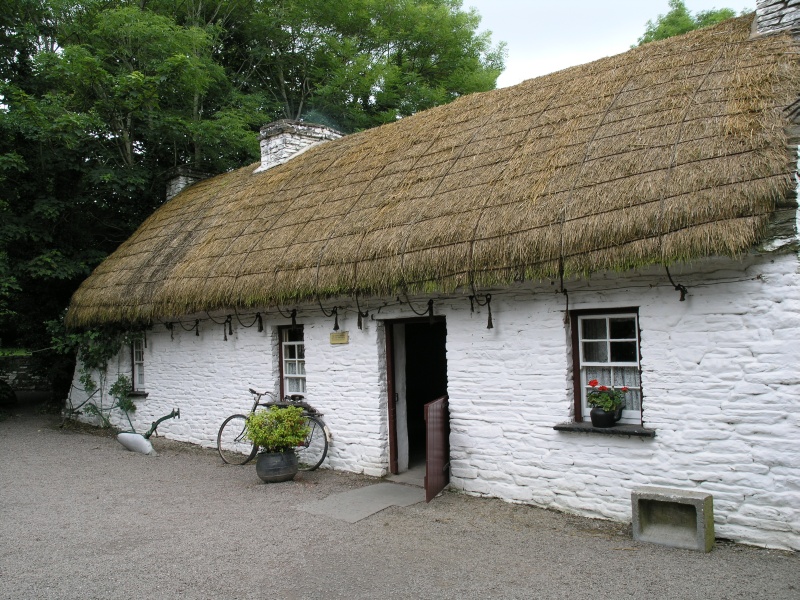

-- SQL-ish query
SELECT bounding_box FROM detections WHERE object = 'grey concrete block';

[632,486,714,552]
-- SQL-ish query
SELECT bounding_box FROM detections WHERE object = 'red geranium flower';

[598,385,609,392]
[588,379,599,387]
[621,386,629,392]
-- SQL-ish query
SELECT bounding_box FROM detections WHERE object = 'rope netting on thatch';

[68,15,800,327]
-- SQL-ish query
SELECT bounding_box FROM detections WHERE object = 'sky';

[465,1,756,87]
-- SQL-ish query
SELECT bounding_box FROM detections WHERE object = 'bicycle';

[217,389,330,470]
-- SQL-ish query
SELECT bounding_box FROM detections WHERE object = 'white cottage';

[67,4,800,550]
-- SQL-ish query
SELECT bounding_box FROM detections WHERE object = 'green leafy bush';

[245,406,310,453]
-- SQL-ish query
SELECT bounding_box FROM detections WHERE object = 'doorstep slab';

[297,483,425,523]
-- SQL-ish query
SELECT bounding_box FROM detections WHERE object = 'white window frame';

[132,338,145,392]
[576,312,641,425]
[280,327,306,396]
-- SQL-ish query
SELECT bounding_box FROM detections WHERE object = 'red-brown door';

[424,395,450,502]
[385,323,399,474]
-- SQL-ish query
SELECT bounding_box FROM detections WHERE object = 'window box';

[553,420,655,437]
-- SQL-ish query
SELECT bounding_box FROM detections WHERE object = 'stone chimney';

[755,1,800,36]
[254,119,343,174]
[166,166,211,201]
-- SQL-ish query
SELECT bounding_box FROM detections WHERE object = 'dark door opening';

[405,321,447,465]
[386,319,447,475]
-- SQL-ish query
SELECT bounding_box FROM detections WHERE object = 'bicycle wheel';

[296,415,328,471]
[217,414,257,465]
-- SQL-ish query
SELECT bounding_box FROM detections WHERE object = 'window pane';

[285,362,297,375]
[285,328,303,342]
[584,367,612,386]
[583,341,608,363]
[298,361,305,375]
[609,317,636,339]
[623,389,642,411]
[297,345,305,360]
[581,318,606,340]
[613,367,640,388]
[288,378,306,394]
[285,344,296,359]
[610,341,637,362]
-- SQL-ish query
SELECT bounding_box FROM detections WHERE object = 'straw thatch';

[68,15,800,327]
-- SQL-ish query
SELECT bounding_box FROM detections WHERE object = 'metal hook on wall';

[471,293,494,329]
[665,266,688,301]
[405,294,434,324]
[318,299,340,331]
[355,292,369,330]
[277,306,298,328]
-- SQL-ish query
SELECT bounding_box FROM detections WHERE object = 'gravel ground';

[1,407,798,600]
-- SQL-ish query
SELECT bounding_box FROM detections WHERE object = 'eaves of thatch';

[67,15,800,328]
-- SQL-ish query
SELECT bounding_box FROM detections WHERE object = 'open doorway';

[386,319,448,476]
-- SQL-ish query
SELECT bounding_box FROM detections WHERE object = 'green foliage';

[0,0,503,354]
[0,348,31,356]
[47,317,134,372]
[73,373,137,428]
[224,0,506,132]
[245,406,310,453]
[109,374,135,413]
[636,0,740,45]
[47,316,139,425]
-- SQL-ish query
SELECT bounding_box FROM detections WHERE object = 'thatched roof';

[68,15,800,327]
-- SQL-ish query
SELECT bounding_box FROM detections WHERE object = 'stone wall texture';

[756,0,800,34]
[0,356,49,391]
[70,251,800,551]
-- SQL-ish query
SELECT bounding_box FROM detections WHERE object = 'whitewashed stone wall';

[69,251,800,550]
[756,0,800,34]
[444,253,800,552]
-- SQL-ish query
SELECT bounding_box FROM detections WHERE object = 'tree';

[0,3,261,351]
[0,0,505,362]
[212,0,506,131]
[636,0,740,45]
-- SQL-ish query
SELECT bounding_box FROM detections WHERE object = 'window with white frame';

[575,311,641,424]
[280,327,306,395]
[132,338,145,392]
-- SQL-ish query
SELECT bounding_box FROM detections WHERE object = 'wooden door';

[424,395,450,502]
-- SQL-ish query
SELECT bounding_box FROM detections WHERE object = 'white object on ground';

[116,432,157,456]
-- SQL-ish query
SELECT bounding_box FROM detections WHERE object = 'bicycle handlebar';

[249,388,320,415]
[250,389,304,403]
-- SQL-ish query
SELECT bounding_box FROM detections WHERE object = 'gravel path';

[1,408,798,600]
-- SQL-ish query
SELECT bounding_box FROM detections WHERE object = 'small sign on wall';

[330,331,349,345]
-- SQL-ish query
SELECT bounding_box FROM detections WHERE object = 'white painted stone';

[254,120,342,173]
[67,251,800,551]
